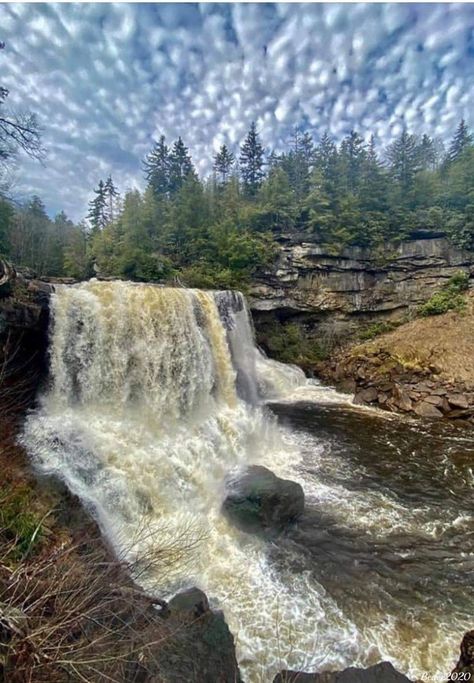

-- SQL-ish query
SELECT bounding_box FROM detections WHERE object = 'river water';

[22,281,474,682]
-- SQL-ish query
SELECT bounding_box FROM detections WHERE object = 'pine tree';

[417,134,437,171]
[169,137,195,194]
[386,131,420,192]
[447,120,473,164]
[300,132,315,168]
[239,122,265,197]
[143,136,170,197]
[359,135,388,213]
[104,175,120,223]
[313,131,339,201]
[213,144,235,185]
[339,130,366,193]
[87,180,108,233]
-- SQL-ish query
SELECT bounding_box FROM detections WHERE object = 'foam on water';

[22,280,471,681]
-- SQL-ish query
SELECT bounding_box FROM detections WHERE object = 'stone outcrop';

[223,465,304,532]
[161,587,243,683]
[249,234,474,341]
[273,662,412,682]
[450,630,474,680]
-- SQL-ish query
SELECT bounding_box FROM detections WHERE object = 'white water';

[22,281,467,681]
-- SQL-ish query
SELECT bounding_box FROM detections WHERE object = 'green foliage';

[419,271,470,316]
[4,119,474,285]
[0,484,43,559]
[358,320,401,341]
[261,322,328,366]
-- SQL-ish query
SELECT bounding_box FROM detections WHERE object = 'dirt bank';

[318,292,474,425]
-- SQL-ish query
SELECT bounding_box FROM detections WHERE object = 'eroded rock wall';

[249,234,474,340]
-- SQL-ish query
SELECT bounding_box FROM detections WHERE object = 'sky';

[1,2,474,221]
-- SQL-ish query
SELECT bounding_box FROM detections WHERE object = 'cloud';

[0,2,473,220]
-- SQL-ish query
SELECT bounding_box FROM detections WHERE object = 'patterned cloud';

[0,2,473,219]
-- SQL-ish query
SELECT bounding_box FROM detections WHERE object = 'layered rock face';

[249,234,474,338]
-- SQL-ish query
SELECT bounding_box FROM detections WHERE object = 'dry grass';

[350,291,474,385]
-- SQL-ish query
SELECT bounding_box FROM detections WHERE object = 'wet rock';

[414,401,443,419]
[160,588,243,683]
[168,587,209,617]
[447,394,469,409]
[273,662,412,682]
[354,387,378,404]
[223,465,304,532]
[450,630,474,680]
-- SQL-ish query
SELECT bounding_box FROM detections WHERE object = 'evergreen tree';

[104,175,120,223]
[359,136,388,213]
[417,134,437,171]
[386,130,420,192]
[339,130,366,193]
[87,180,108,233]
[239,122,265,197]
[143,136,170,196]
[213,144,235,185]
[447,120,473,164]
[169,137,195,194]
[313,131,339,200]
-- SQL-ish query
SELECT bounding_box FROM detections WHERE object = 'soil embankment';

[319,291,474,425]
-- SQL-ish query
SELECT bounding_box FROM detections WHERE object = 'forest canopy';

[1,116,474,288]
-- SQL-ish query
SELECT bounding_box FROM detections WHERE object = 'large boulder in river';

[273,661,412,682]
[223,465,304,532]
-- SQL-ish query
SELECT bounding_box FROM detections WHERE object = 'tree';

[143,136,170,197]
[339,130,366,193]
[168,137,194,194]
[213,144,235,185]
[417,134,437,171]
[386,130,420,193]
[87,180,108,233]
[239,122,265,197]
[104,176,120,223]
[0,42,43,192]
[313,131,339,201]
[447,120,473,165]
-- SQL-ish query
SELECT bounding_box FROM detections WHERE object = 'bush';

[419,270,470,317]
[259,322,328,366]
[358,320,400,341]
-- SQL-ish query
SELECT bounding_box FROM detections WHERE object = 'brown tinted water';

[268,401,474,680]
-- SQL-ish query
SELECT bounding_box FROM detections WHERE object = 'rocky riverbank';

[318,291,474,425]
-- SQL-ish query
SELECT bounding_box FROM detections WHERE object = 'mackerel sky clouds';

[1,2,474,220]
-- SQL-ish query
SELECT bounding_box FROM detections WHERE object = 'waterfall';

[22,280,358,679]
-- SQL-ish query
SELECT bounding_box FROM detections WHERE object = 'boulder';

[223,465,304,532]
[161,587,243,683]
[450,630,474,680]
[414,401,443,419]
[423,394,444,408]
[168,586,209,618]
[273,662,412,683]
[447,394,469,409]
[354,387,378,404]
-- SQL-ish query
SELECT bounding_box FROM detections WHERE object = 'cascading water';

[23,280,473,681]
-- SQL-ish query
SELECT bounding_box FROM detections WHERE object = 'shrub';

[419,270,470,317]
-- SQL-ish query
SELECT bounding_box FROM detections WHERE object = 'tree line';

[1,29,474,288]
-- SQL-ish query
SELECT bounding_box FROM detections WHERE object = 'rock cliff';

[249,234,474,341]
